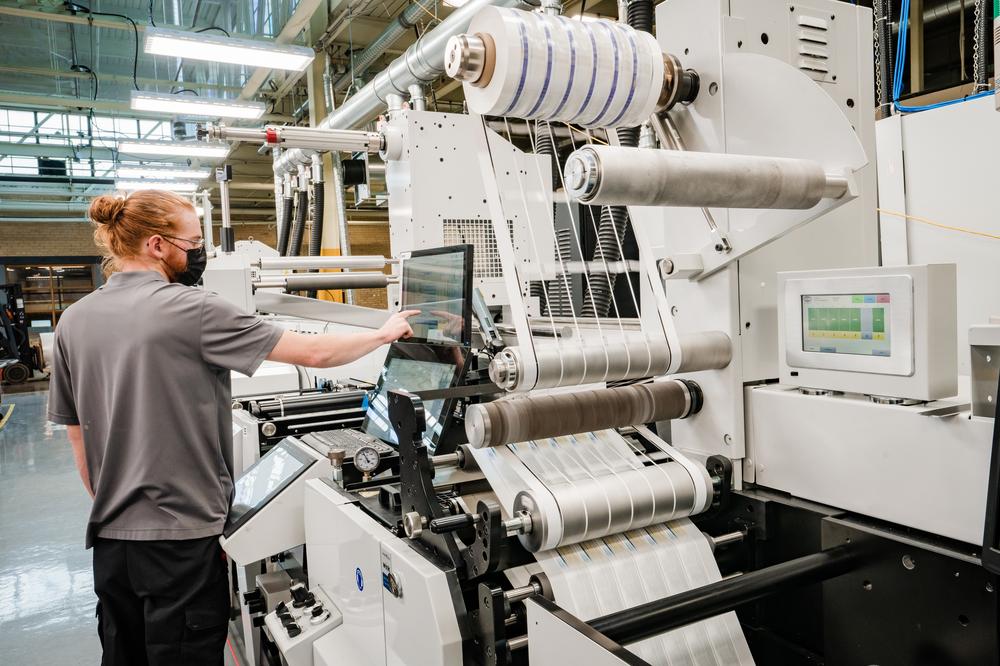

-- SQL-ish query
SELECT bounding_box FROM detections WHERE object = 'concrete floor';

[0,389,241,665]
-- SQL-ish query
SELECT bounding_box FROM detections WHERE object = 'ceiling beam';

[0,7,254,38]
[0,141,116,160]
[0,92,294,122]
[0,65,245,95]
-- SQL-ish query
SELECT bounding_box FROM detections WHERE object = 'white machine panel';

[746,384,991,544]
[304,479,464,666]
[263,587,342,666]
[305,480,387,666]
[778,264,957,400]
[221,437,331,566]
[649,0,876,465]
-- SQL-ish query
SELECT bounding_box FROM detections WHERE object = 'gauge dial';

[354,445,381,473]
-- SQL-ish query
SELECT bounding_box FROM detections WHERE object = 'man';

[48,190,415,665]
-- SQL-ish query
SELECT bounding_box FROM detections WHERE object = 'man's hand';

[379,309,419,344]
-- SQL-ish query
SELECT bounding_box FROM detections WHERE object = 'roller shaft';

[255,273,392,291]
[565,145,848,209]
[466,379,701,448]
[258,256,390,270]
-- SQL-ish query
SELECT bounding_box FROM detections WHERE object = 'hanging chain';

[873,2,884,110]
[973,0,985,91]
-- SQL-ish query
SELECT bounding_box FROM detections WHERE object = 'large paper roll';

[456,7,664,128]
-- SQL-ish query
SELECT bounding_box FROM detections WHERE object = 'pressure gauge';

[354,445,381,473]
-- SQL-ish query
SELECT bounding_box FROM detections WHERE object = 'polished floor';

[0,389,240,665]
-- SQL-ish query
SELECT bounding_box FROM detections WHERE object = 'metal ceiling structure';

[0,0,602,225]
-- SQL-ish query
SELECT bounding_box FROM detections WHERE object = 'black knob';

[252,616,267,628]
[287,625,302,637]
[242,590,262,604]
[311,606,324,617]
[248,601,266,614]
[304,593,316,606]
[275,601,287,612]
[429,513,476,534]
[290,585,308,603]
[281,616,296,628]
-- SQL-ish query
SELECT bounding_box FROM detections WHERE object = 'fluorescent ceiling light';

[117,141,230,159]
[144,27,314,71]
[115,180,199,193]
[130,91,265,120]
[117,166,211,180]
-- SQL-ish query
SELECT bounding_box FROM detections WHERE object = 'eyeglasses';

[162,234,206,250]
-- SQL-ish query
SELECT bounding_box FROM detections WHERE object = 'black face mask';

[175,246,207,286]
[163,238,207,286]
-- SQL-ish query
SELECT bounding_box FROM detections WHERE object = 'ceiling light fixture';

[116,166,211,180]
[144,27,315,71]
[130,91,265,120]
[117,141,231,159]
[115,180,200,193]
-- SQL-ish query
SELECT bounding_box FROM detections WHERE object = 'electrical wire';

[194,26,232,37]
[148,0,156,26]
[891,0,993,112]
[225,636,242,666]
[877,208,1000,241]
[67,4,140,91]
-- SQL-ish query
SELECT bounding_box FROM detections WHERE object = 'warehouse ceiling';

[0,0,673,225]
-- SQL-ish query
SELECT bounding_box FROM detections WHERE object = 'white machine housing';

[221,437,332,566]
[778,264,957,400]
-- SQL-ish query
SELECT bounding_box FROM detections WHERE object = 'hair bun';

[89,194,127,226]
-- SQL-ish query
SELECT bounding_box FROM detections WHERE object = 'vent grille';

[443,219,513,279]
[794,13,831,77]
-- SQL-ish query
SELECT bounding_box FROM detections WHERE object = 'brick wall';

[0,223,100,257]
[347,222,390,309]
[0,222,279,258]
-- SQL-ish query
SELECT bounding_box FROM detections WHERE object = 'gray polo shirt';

[47,270,284,548]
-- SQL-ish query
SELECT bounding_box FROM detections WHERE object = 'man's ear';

[146,234,165,258]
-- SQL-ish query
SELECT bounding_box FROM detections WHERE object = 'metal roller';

[257,255,391,270]
[564,145,849,209]
[488,335,731,392]
[254,273,393,291]
[465,379,702,449]
[514,460,710,552]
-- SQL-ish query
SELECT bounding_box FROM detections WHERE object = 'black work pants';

[92,536,230,666]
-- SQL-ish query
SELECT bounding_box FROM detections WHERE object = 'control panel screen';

[363,355,460,450]
[801,294,891,357]
[402,247,472,346]
[224,440,314,537]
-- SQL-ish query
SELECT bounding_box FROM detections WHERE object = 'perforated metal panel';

[442,218,512,279]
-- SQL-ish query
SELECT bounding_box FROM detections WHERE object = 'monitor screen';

[801,293,891,357]
[224,439,315,537]
[401,245,472,346]
[362,343,466,453]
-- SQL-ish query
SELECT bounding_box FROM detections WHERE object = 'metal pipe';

[565,145,848,210]
[589,544,863,646]
[255,273,394,291]
[199,190,214,254]
[274,0,529,174]
[331,0,438,92]
[257,255,390,270]
[507,635,529,652]
[216,165,234,253]
[408,83,427,111]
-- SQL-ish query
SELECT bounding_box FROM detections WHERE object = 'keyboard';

[302,429,395,458]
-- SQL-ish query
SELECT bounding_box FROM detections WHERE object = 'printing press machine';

[206,1,1000,664]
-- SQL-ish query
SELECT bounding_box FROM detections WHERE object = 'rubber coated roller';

[465,379,702,449]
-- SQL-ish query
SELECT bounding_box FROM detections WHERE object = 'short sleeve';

[200,291,284,376]
[47,330,80,425]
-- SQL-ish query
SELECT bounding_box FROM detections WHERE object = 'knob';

[402,511,427,539]
[261,422,277,437]
[287,624,302,637]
